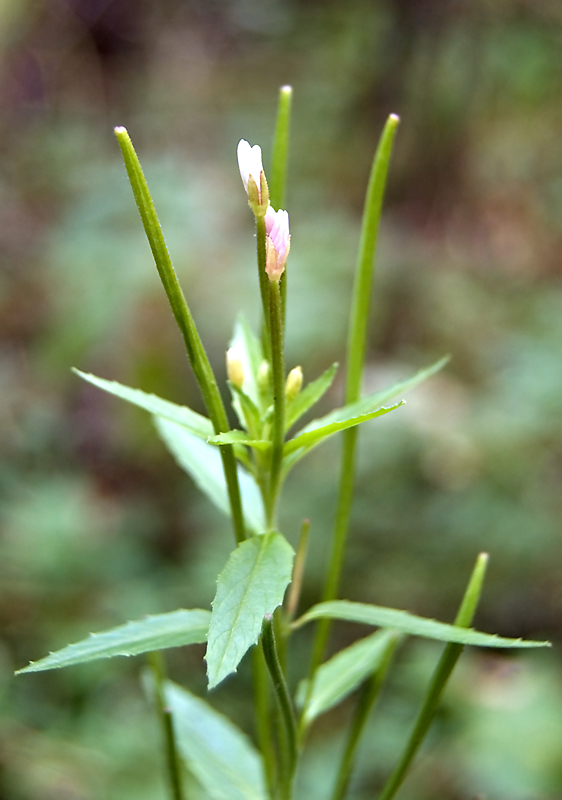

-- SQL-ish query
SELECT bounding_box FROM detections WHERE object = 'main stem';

[256,214,272,360]
[267,279,285,530]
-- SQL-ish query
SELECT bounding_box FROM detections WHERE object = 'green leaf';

[230,315,264,409]
[208,430,270,451]
[285,362,338,431]
[229,383,263,439]
[298,630,399,727]
[324,356,449,427]
[294,601,550,649]
[206,533,294,688]
[155,417,265,534]
[284,402,404,456]
[16,609,210,674]
[164,680,267,800]
[74,369,213,438]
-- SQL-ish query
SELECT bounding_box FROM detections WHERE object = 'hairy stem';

[267,279,285,529]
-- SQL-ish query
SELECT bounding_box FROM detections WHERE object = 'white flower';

[237,139,269,215]
[264,206,290,281]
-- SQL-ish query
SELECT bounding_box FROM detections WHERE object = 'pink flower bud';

[264,206,290,282]
[237,139,269,215]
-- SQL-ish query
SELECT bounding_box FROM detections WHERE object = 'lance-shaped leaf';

[75,369,213,438]
[285,362,338,431]
[16,609,211,674]
[294,601,550,649]
[206,533,294,688]
[284,402,404,457]
[297,629,399,728]
[319,356,449,429]
[208,430,270,451]
[164,681,267,800]
[229,383,262,438]
[156,417,265,534]
[229,315,264,409]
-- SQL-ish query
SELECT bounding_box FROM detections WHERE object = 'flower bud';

[264,206,290,281]
[285,366,303,400]
[237,139,269,217]
[257,360,270,392]
[226,348,244,389]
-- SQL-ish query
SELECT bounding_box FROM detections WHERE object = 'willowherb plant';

[17,87,550,800]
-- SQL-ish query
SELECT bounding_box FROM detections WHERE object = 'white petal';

[237,139,263,192]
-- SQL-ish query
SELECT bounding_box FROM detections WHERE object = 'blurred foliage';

[1,0,562,797]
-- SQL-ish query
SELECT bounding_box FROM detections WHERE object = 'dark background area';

[1,1,562,798]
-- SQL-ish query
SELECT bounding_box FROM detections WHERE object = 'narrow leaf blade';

[74,369,213,438]
[295,601,550,649]
[285,402,404,456]
[17,609,211,674]
[155,417,266,534]
[230,315,264,409]
[326,356,449,427]
[164,680,267,800]
[206,533,294,688]
[285,362,338,431]
[208,431,270,451]
[298,630,399,726]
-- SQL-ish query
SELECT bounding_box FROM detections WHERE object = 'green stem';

[310,115,399,669]
[377,553,489,800]
[253,646,277,798]
[262,618,298,800]
[332,634,399,800]
[267,279,285,529]
[149,651,185,800]
[114,127,246,545]
[269,85,292,211]
[256,214,271,358]
[269,85,292,332]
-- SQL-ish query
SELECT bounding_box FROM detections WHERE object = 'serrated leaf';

[208,430,270,451]
[206,533,294,688]
[285,402,404,456]
[230,315,264,409]
[297,630,399,727]
[16,609,210,674]
[285,362,338,431]
[320,356,449,428]
[74,369,213,438]
[155,417,265,534]
[164,680,267,800]
[294,601,550,649]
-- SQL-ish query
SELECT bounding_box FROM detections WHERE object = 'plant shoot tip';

[114,125,127,135]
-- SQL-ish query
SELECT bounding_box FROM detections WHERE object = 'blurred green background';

[1,0,562,797]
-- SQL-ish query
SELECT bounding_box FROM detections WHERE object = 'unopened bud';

[237,139,269,217]
[264,206,290,281]
[226,348,244,389]
[285,366,303,400]
[257,360,270,392]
